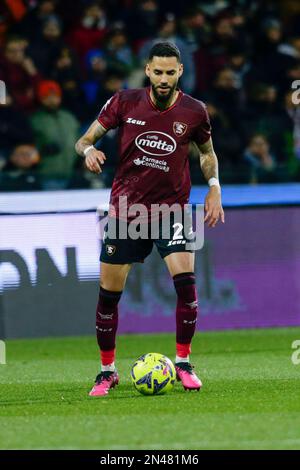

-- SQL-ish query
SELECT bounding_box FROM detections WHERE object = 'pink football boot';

[89,371,119,397]
[175,363,202,391]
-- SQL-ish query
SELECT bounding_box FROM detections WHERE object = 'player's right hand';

[84,148,106,174]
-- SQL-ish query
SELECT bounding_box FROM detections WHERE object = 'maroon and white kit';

[97,87,211,218]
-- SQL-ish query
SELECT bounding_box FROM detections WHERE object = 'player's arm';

[75,120,108,174]
[194,137,225,228]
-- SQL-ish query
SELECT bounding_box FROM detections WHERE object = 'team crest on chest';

[173,122,187,136]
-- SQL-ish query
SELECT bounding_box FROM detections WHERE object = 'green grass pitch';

[1,327,300,450]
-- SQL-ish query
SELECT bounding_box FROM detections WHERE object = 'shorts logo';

[135,131,176,156]
[173,122,187,136]
[106,245,116,256]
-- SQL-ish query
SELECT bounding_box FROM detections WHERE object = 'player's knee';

[100,264,131,291]
[100,279,125,292]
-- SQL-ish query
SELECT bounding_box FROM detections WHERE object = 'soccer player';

[75,42,224,396]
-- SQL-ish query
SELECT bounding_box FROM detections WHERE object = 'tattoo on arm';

[75,121,108,157]
[194,138,219,182]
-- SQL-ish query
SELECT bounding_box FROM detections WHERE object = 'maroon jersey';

[97,87,211,219]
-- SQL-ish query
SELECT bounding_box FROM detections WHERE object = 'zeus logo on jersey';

[135,131,177,156]
[126,117,146,125]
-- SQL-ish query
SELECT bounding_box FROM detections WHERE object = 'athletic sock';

[101,362,116,372]
[173,272,198,347]
[96,286,122,366]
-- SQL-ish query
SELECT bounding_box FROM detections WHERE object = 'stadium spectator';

[51,45,86,121]
[207,15,237,64]
[0,93,34,163]
[123,0,159,49]
[27,14,65,77]
[281,40,300,94]
[243,87,299,180]
[0,144,41,191]
[30,80,80,189]
[82,49,107,116]
[16,0,58,42]
[243,134,278,183]
[102,24,135,76]
[0,0,27,47]
[66,2,108,66]
[204,99,246,182]
[255,18,283,61]
[84,68,126,187]
[250,21,299,94]
[243,83,279,139]
[203,67,245,162]
[227,44,251,91]
[0,36,40,112]
[179,6,207,51]
[90,68,126,120]
[49,45,86,122]
[85,48,107,83]
[194,15,239,94]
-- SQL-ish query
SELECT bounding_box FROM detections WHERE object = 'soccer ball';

[131,352,176,395]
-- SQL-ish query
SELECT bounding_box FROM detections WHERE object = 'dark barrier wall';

[0,207,300,339]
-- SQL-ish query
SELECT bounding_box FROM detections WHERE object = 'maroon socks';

[96,286,122,366]
[173,272,198,358]
[95,273,198,367]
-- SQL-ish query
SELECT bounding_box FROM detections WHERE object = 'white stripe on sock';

[175,355,189,364]
[101,362,115,372]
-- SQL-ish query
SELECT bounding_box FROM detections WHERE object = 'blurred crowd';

[0,0,300,191]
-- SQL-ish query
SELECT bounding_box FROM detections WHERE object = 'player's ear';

[178,63,183,78]
[145,63,150,78]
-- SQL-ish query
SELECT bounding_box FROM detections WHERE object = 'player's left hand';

[204,186,225,228]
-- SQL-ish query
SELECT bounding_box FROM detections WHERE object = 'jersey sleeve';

[97,93,121,130]
[192,103,211,145]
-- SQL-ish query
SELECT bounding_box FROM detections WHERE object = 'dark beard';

[151,84,177,106]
